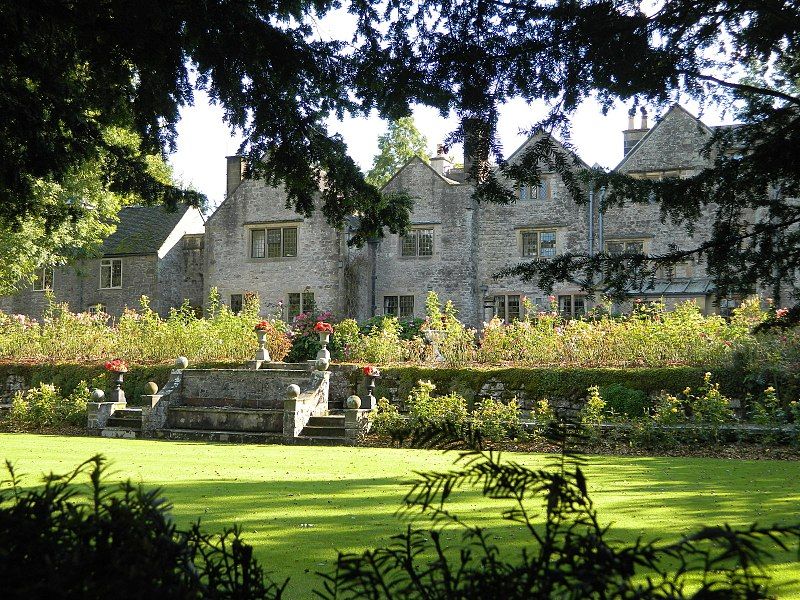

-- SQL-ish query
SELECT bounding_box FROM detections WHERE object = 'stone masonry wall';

[204,179,346,318]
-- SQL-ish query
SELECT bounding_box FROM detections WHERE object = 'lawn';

[2,433,799,598]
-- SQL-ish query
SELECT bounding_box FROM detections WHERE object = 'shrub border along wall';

[0,361,242,405]
[336,365,752,411]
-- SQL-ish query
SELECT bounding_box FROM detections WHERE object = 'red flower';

[314,321,334,333]
[254,320,270,331]
[104,359,128,373]
[362,365,381,377]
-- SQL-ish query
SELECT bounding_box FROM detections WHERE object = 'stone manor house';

[0,105,755,326]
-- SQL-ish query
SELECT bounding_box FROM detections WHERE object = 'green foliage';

[370,398,411,445]
[751,386,787,426]
[8,381,89,429]
[365,117,429,188]
[405,380,469,431]
[318,441,800,599]
[339,316,406,363]
[472,397,521,442]
[0,289,291,364]
[600,383,648,418]
[581,385,606,428]
[0,456,286,598]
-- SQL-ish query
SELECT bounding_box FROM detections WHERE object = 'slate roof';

[624,278,716,296]
[101,205,191,256]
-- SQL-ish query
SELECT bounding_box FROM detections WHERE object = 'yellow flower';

[671,407,678,413]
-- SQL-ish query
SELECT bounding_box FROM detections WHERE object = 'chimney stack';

[622,106,650,156]
[226,155,245,198]
[430,144,452,177]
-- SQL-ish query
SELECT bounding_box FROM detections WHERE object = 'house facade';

[208,104,737,327]
[0,205,205,318]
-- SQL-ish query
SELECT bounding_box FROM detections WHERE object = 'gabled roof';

[381,156,460,191]
[614,104,714,172]
[504,132,591,170]
[101,205,194,256]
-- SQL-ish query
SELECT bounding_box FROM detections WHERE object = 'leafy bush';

[370,398,411,444]
[406,380,469,431]
[8,381,89,429]
[601,383,648,418]
[684,372,736,426]
[472,397,521,442]
[285,308,334,362]
[751,386,787,426]
[0,456,286,599]
[318,437,800,599]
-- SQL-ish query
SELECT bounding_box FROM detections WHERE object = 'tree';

[349,0,800,316]
[0,0,410,246]
[366,117,430,188]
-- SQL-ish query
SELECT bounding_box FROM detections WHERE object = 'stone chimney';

[623,106,650,156]
[462,118,491,183]
[226,155,245,198]
[430,144,452,177]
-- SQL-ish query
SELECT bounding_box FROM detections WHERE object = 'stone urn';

[104,359,128,403]
[317,331,331,359]
[423,329,446,362]
[254,326,272,362]
[362,366,380,410]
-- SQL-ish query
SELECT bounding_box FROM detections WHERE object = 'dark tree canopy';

[3,0,800,308]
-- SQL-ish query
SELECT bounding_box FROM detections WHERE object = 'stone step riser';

[307,416,345,427]
[106,418,142,429]
[300,425,346,438]
[292,436,352,447]
[183,397,285,409]
[113,409,142,419]
[154,429,284,444]
[180,370,305,409]
[166,407,283,433]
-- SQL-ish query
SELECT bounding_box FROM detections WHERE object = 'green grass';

[2,434,799,598]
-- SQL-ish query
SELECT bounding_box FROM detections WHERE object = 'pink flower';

[776,307,789,319]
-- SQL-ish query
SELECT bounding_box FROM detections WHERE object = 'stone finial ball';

[90,388,105,401]
[144,381,159,395]
[315,357,330,372]
[175,356,189,369]
[286,384,301,399]
[345,395,362,409]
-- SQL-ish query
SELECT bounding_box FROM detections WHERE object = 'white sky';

[168,7,736,209]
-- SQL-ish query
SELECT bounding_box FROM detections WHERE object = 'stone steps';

[166,406,283,433]
[300,414,346,440]
[154,428,285,444]
[292,435,352,447]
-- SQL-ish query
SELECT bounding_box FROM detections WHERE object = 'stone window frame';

[247,222,299,260]
[558,294,587,319]
[604,238,648,256]
[99,258,122,289]
[32,267,54,292]
[518,229,558,258]
[516,176,551,202]
[383,294,415,318]
[287,291,315,319]
[399,227,434,258]
[493,294,522,323]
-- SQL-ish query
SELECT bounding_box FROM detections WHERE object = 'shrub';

[472,397,521,442]
[8,382,88,429]
[751,386,787,426]
[370,398,411,444]
[686,372,736,426]
[406,380,469,431]
[285,308,334,362]
[0,456,286,599]
[600,383,648,418]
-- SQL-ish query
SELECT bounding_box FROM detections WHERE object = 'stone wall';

[204,178,346,318]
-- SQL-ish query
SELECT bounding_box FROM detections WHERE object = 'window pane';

[606,242,624,255]
[574,296,586,317]
[112,260,122,287]
[538,180,547,200]
[267,228,281,258]
[521,232,537,257]
[101,261,110,289]
[230,294,243,314]
[282,227,297,257]
[288,293,301,318]
[399,295,415,317]
[507,295,521,321]
[559,295,572,317]
[418,229,433,256]
[625,241,643,254]
[401,232,417,256]
[251,229,266,258]
[494,296,506,321]
[383,295,398,316]
[44,269,53,290]
[301,292,315,313]
[540,232,556,257]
